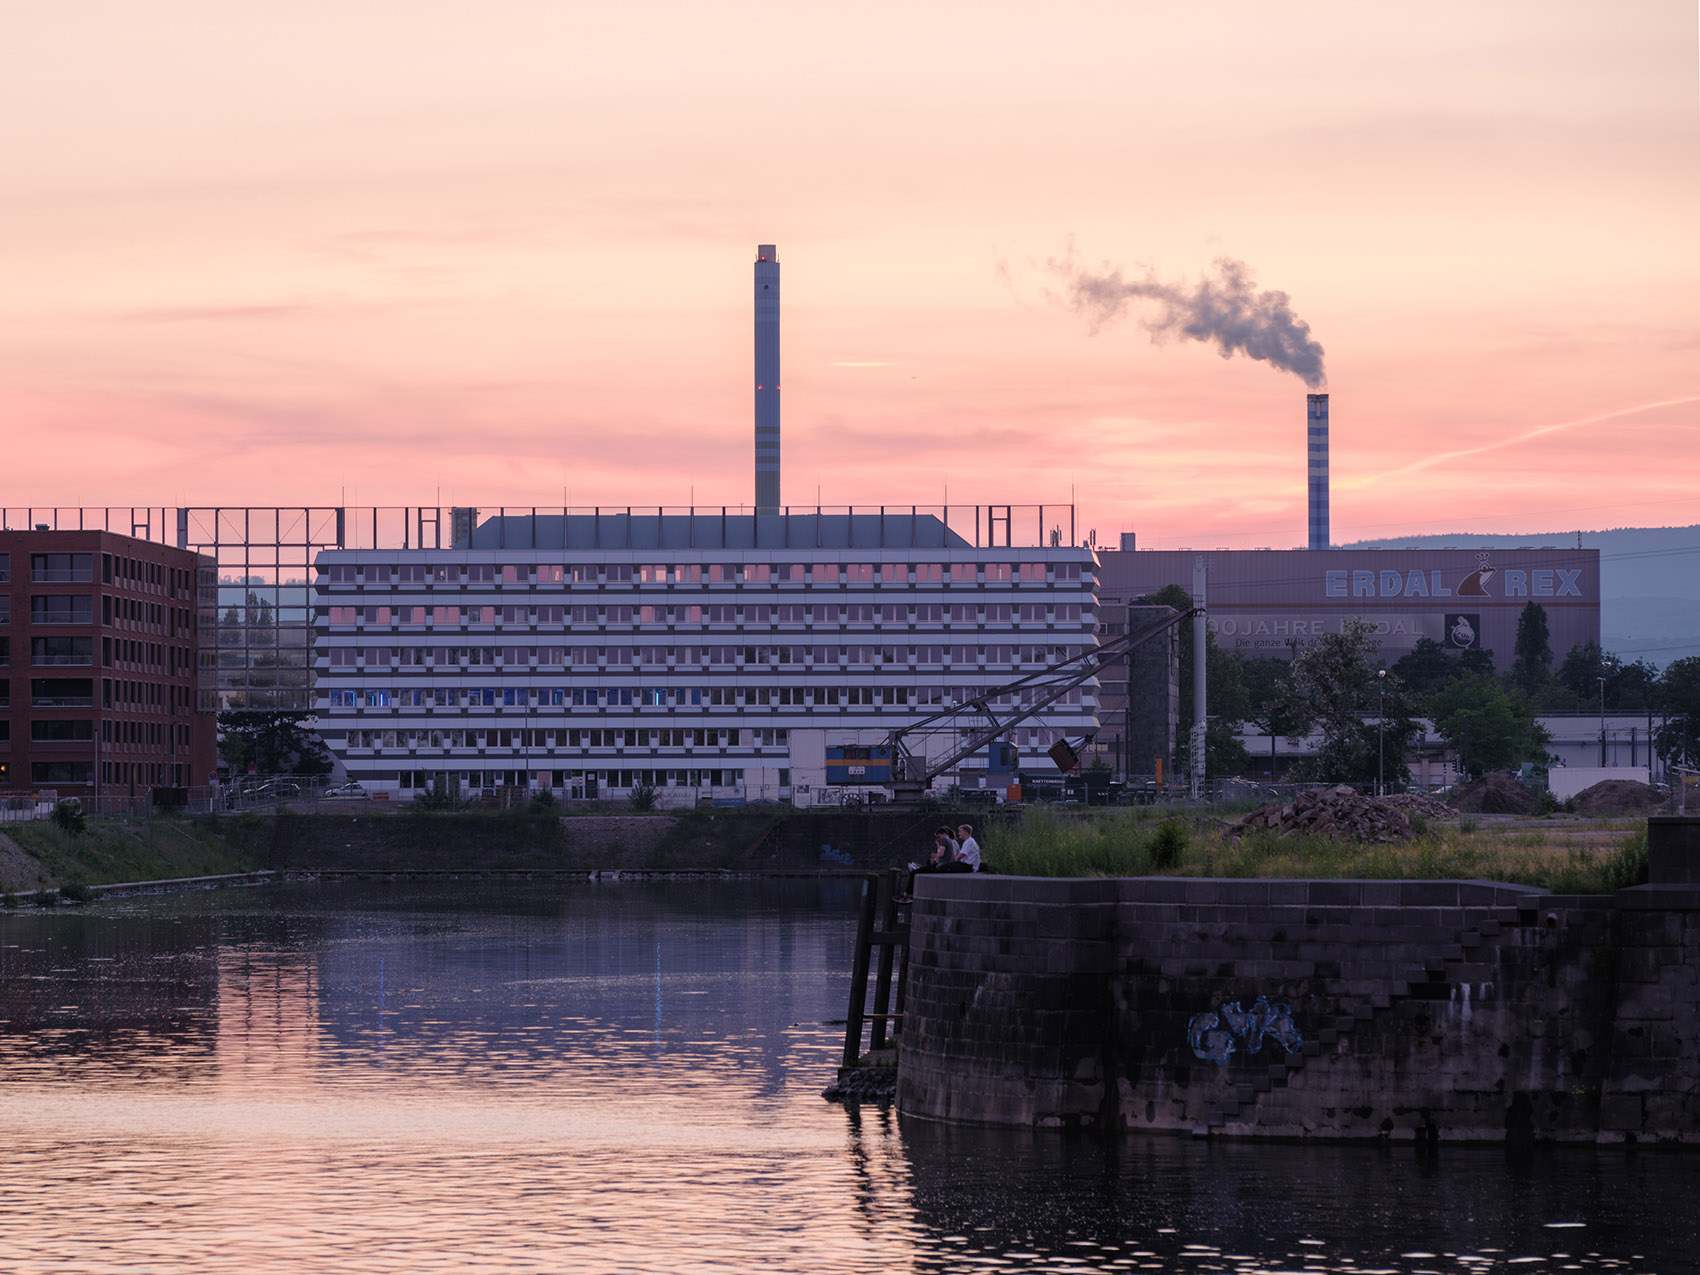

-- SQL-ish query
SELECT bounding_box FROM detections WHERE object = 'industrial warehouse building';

[1093,545,1601,777]
[1099,545,1600,664]
[311,509,1099,803]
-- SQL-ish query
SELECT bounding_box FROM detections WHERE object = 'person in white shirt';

[955,824,981,872]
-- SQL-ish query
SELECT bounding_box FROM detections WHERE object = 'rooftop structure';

[2,504,1083,717]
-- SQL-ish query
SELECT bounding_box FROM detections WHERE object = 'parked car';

[323,781,367,799]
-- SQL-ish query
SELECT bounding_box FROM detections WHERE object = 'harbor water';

[0,879,1695,1273]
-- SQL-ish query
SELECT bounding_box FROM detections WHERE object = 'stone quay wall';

[898,872,1700,1144]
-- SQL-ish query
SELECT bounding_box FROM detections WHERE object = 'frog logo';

[1445,613,1481,650]
[1456,553,1496,597]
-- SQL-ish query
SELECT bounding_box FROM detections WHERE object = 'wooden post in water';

[841,873,879,1069]
[869,868,903,1050]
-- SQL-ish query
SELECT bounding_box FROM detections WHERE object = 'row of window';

[325,685,1086,710]
[321,602,1087,627]
[0,635,193,670]
[98,761,184,787]
[324,643,1088,669]
[366,769,755,792]
[8,717,184,747]
[0,594,189,630]
[340,726,781,751]
[322,561,1086,586]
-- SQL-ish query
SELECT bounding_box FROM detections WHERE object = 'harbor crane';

[882,607,1198,805]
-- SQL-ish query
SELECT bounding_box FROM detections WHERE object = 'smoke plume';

[1059,255,1326,389]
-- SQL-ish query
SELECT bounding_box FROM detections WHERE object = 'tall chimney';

[1307,392,1329,550]
[755,244,780,513]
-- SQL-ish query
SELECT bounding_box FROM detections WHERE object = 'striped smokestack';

[1307,393,1329,550]
[754,244,780,514]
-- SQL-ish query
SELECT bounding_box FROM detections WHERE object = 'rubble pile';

[1449,772,1540,815]
[1234,785,1416,843]
[1570,779,1665,815]
[1380,792,1456,820]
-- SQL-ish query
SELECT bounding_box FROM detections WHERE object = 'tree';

[1390,637,1458,703]
[218,710,333,777]
[1655,656,1700,770]
[1551,641,1660,712]
[1148,583,1251,779]
[1241,655,1304,779]
[1511,601,1553,697]
[1392,637,1502,709]
[1428,673,1550,777]
[1278,619,1420,786]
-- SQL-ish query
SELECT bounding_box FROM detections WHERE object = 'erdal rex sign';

[1323,555,1583,601]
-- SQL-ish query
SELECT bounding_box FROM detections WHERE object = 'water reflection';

[0,881,1693,1274]
[895,1121,1692,1272]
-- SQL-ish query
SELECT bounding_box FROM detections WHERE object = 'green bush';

[1148,818,1189,870]
[51,801,86,835]
[414,779,467,811]
[59,880,96,904]
[628,782,658,812]
[31,889,60,908]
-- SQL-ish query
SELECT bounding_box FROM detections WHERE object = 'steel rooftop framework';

[3,505,1082,711]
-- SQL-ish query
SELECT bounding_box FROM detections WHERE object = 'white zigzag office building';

[312,508,1097,803]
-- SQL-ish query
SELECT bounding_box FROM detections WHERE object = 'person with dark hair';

[898,827,955,900]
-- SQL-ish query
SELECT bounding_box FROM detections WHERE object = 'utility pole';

[1377,668,1387,797]
[1191,555,1207,801]
[1598,676,1607,767]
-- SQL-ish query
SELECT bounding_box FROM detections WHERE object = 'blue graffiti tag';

[1187,995,1303,1065]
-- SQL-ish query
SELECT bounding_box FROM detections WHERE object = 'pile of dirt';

[1380,792,1456,820]
[1570,779,1665,816]
[1234,785,1416,843]
[1449,773,1540,815]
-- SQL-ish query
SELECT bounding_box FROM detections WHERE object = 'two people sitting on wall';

[907,823,983,882]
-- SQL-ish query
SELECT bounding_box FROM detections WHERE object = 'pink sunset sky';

[3,1,1696,548]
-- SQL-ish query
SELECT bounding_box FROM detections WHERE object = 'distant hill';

[1342,525,1700,668]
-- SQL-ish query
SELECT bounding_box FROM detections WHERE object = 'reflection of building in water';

[0,915,220,1072]
[216,948,323,1086]
[296,881,855,1098]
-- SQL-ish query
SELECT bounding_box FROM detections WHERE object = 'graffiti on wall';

[1187,996,1303,1066]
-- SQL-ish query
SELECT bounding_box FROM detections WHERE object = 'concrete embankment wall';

[229,806,981,873]
[6,805,992,888]
[899,872,1700,1143]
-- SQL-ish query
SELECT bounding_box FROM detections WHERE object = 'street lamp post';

[1376,668,1387,797]
[1598,676,1607,767]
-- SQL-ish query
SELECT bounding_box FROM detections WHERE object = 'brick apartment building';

[0,529,216,799]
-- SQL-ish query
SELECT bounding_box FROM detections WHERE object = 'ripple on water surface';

[0,880,1694,1274]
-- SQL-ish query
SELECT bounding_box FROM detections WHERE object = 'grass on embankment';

[982,806,1650,895]
[0,815,260,892]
